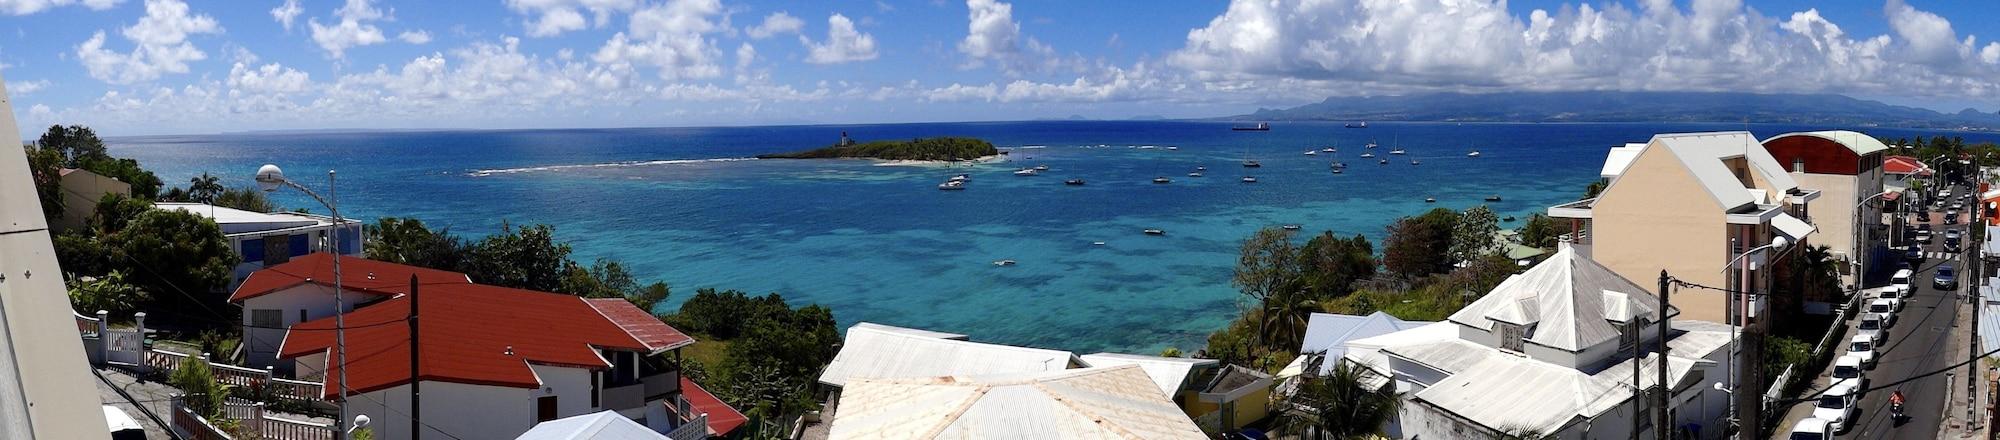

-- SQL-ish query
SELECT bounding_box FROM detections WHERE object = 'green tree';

[76,156,164,200]
[1451,206,1500,262]
[38,124,109,167]
[365,217,470,272]
[1516,213,1562,249]
[1296,232,1376,300]
[1582,178,1609,198]
[88,193,154,235]
[68,270,147,317]
[1382,208,1458,278]
[188,173,223,204]
[1279,357,1400,440]
[561,258,672,313]
[24,146,65,222]
[465,223,573,292]
[1234,227,1301,365]
[110,209,239,303]
[212,187,274,213]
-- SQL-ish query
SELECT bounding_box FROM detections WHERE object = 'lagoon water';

[109,121,1996,353]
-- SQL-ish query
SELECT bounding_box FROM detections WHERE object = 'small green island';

[757,133,999,161]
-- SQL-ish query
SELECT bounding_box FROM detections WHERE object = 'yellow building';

[53,167,130,232]
[1547,131,1819,324]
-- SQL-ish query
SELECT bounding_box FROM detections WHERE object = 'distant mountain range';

[1226,91,2000,130]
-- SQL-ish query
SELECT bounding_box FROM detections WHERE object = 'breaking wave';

[468,157,758,176]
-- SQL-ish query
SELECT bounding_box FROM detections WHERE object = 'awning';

[1771,213,1816,241]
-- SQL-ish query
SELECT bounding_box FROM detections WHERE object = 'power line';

[342,387,469,440]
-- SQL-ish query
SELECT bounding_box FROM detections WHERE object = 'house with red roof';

[229,253,474,371]
[240,256,742,440]
[1883,155,1933,192]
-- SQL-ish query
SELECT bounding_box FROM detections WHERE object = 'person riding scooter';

[1890,390,1907,420]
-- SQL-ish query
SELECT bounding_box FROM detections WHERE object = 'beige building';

[1548,131,1820,323]
[53,167,131,232]
[1759,131,1888,291]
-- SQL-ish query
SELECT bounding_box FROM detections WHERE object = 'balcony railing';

[603,370,682,411]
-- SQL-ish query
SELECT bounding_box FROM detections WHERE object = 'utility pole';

[1631,305,1642,440]
[409,275,421,440]
[1656,271,1672,440]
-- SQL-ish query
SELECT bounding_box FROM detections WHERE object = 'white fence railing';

[1765,290,1864,412]
[145,349,326,406]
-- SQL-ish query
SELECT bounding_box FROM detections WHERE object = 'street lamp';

[1720,235,1788,440]
[1855,190,1898,288]
[257,164,353,440]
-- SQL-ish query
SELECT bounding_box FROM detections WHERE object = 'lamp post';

[257,164,352,440]
[1855,190,1897,288]
[1720,235,1789,440]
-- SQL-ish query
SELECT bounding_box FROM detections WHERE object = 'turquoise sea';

[107,121,2000,353]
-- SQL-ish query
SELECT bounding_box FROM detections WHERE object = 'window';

[590,371,601,408]
[1619,320,1641,352]
[536,396,558,423]
[299,309,308,323]
[251,309,282,328]
[1793,157,1805,173]
[1499,323,1525,352]
[263,236,291,265]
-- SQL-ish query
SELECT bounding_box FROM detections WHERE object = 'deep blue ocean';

[106,121,2000,353]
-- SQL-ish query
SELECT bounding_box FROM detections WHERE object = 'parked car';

[1906,245,1925,262]
[1847,335,1878,368]
[1831,354,1868,391]
[1947,211,1960,225]
[1953,202,1966,211]
[104,405,145,440]
[1917,226,1934,243]
[1947,237,1963,253]
[1946,229,1964,241]
[1857,315,1887,345]
[1890,269,1914,298]
[1917,211,1932,222]
[1867,298,1900,327]
[1814,381,1860,433]
[1789,418,1834,440]
[1937,264,1959,289]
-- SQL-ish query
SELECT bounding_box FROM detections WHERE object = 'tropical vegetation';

[1278,356,1400,440]
[757,136,998,161]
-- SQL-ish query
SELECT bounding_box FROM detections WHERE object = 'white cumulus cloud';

[307,0,389,59]
[0,0,119,16]
[591,0,728,81]
[746,11,803,39]
[270,0,302,31]
[801,14,877,64]
[6,79,49,95]
[504,0,637,38]
[74,0,222,85]
[398,30,432,44]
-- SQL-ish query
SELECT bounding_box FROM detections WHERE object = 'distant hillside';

[1228,91,2000,130]
[757,136,998,161]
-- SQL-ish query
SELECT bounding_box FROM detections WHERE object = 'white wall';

[347,381,534,440]
[241,284,389,371]
[529,363,598,418]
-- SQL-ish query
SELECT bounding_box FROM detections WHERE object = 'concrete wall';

[242,284,390,371]
[528,363,597,418]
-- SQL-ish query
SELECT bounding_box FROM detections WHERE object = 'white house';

[155,202,365,291]
[829,365,1206,439]
[1341,246,1736,440]
[229,253,473,372]
[516,411,670,440]
[278,278,743,440]
[1284,311,1430,377]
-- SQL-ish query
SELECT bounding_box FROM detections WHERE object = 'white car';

[1814,382,1859,433]
[1832,355,1868,392]
[1867,298,1900,327]
[1858,315,1887,345]
[1789,417,1834,440]
[104,405,145,440]
[1847,335,1878,368]
[1890,269,1914,298]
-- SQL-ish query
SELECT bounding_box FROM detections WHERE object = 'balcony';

[603,370,681,412]
[1547,198,1598,219]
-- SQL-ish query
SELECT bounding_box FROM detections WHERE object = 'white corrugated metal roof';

[1600,143,1648,179]
[828,366,1205,440]
[1764,131,1890,156]
[155,202,344,235]
[1078,353,1217,399]
[850,322,968,340]
[1341,322,1460,375]
[513,411,669,440]
[1296,312,1430,374]
[1447,246,1667,352]
[818,322,1079,387]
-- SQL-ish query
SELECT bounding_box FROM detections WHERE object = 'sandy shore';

[872,154,1007,167]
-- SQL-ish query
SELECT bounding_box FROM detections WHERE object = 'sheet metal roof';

[155,202,352,235]
[1772,212,1818,241]
[818,323,1080,387]
[1982,304,2000,359]
[1763,131,1891,156]
[678,377,748,436]
[513,411,668,440]
[1297,312,1430,374]
[231,253,474,303]
[1447,246,1667,352]
[1600,143,1648,179]
[1078,353,1217,399]
[279,284,691,398]
[828,366,1204,440]
[1601,132,1799,213]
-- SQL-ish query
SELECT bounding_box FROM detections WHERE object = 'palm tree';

[1261,287,1319,353]
[188,172,223,204]
[1279,356,1400,440]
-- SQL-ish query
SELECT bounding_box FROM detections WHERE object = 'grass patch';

[681,332,732,368]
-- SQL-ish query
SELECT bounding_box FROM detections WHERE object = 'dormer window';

[1793,157,1805,173]
[1499,323,1525,352]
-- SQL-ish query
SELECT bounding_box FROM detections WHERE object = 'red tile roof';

[230,253,473,303]
[678,377,747,436]
[583,298,694,353]
[278,283,682,398]
[1884,155,1933,176]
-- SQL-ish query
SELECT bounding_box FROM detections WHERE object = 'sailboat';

[1467,149,1482,158]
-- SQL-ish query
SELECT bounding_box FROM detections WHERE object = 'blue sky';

[6,0,2000,135]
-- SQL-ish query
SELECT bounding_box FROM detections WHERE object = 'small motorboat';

[1153,177,1172,184]
[1242,161,1262,168]
[1365,142,1378,149]
[1280,224,1301,230]
[1360,152,1376,158]
[1330,161,1346,168]
[1390,148,1407,155]
[1410,159,1421,165]
[1322,147,1337,153]
[1065,179,1086,186]
[1303,150,1317,156]
[1143,228,1166,235]
[1188,172,1204,177]
[938,181,966,190]
[1196,166,1208,171]
[1241,176,1258,183]
[1034,164,1050,171]
[1467,150,1482,157]
[1014,168,1039,176]
[1424,197,1436,203]
[1378,159,1389,164]
[992,259,1016,266]
[1485,195,1502,202]
[1166,146,1179,150]
[948,174,970,182]
[1332,168,1344,174]
[1092,241,1107,246]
